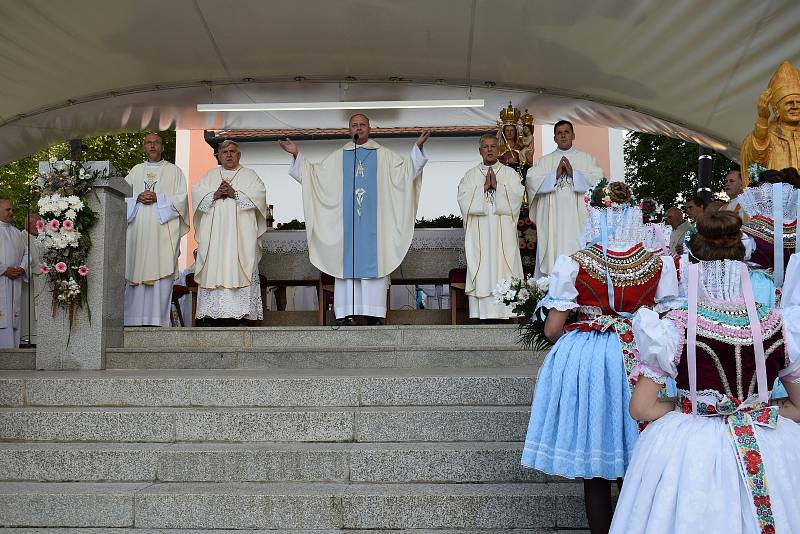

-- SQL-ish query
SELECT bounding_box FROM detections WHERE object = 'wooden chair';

[448,268,467,325]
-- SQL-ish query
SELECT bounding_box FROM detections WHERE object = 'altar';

[259,228,467,322]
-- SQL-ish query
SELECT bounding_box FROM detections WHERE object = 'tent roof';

[1,0,799,164]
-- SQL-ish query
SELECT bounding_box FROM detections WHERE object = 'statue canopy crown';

[498,102,521,126]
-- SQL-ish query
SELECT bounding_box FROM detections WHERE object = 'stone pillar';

[35,177,131,369]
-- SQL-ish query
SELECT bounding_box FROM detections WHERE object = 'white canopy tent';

[0,0,798,164]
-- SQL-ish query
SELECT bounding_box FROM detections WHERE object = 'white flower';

[79,167,86,177]
[535,276,550,292]
[504,289,517,301]
[65,209,77,220]
[517,288,530,302]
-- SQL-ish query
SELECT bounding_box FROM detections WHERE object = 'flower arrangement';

[585,178,636,209]
[640,198,664,224]
[747,163,768,184]
[493,275,553,350]
[37,157,104,326]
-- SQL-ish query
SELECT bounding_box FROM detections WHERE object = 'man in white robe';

[21,214,42,345]
[278,114,430,326]
[458,134,525,320]
[0,199,27,348]
[527,120,603,276]
[124,133,189,326]
[193,140,267,325]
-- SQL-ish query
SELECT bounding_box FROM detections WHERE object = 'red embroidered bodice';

[571,243,663,316]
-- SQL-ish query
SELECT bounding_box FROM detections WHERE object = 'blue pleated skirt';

[521,328,640,479]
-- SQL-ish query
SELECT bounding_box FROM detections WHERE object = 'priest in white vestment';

[279,114,430,326]
[526,120,603,276]
[193,140,267,325]
[458,134,525,320]
[124,133,190,326]
[21,214,42,345]
[0,200,27,348]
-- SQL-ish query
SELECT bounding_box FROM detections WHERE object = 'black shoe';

[335,316,357,326]
[366,316,385,326]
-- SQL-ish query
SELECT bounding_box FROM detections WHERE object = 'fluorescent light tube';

[197,99,484,112]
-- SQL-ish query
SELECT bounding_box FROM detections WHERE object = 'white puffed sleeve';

[631,308,682,384]
[780,259,800,381]
[742,233,756,261]
[654,255,680,311]
[539,255,580,311]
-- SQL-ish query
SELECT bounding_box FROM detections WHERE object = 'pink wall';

[534,123,612,177]
[185,130,217,255]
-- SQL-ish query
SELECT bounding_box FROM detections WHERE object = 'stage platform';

[0,325,588,532]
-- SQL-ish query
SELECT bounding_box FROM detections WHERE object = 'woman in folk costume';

[521,180,679,533]
[611,211,800,534]
[739,167,800,288]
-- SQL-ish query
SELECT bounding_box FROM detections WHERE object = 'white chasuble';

[289,140,426,317]
[0,222,27,348]
[124,160,189,326]
[458,162,525,319]
[192,166,267,320]
[526,148,603,277]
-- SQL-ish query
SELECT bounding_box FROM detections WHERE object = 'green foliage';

[624,132,737,209]
[0,131,176,228]
[415,214,463,228]
[277,218,306,230]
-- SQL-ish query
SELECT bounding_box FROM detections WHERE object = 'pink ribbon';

[686,261,768,415]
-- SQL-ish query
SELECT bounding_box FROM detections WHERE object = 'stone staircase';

[0,325,587,532]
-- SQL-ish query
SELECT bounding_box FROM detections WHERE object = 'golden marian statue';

[496,102,535,178]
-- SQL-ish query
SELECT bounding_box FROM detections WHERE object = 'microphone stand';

[20,181,34,348]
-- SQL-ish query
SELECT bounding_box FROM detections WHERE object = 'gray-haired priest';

[458,134,525,320]
[192,140,267,326]
[278,114,429,326]
[124,132,189,327]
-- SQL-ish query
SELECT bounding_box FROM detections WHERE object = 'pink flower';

[525,218,533,226]
[54,262,67,273]
[277,223,284,229]
[77,265,89,276]
[516,219,524,228]
[527,241,536,250]
[519,240,527,249]
[62,219,74,231]
[48,219,60,231]
[35,219,46,234]
[39,264,50,274]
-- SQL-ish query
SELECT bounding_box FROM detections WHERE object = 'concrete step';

[0,406,529,443]
[123,325,523,349]
[0,482,586,529]
[106,346,541,370]
[0,442,546,484]
[0,530,590,534]
[0,369,535,408]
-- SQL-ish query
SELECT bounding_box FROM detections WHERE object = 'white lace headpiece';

[581,205,646,249]
[738,182,799,222]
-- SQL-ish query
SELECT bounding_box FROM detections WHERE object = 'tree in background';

[624,132,737,210]
[0,131,176,227]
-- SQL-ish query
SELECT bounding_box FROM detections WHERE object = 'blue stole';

[342,146,379,278]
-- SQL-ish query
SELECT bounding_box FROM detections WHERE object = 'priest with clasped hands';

[124,132,189,327]
[192,140,267,326]
[458,134,524,320]
[526,120,603,276]
[278,114,430,326]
